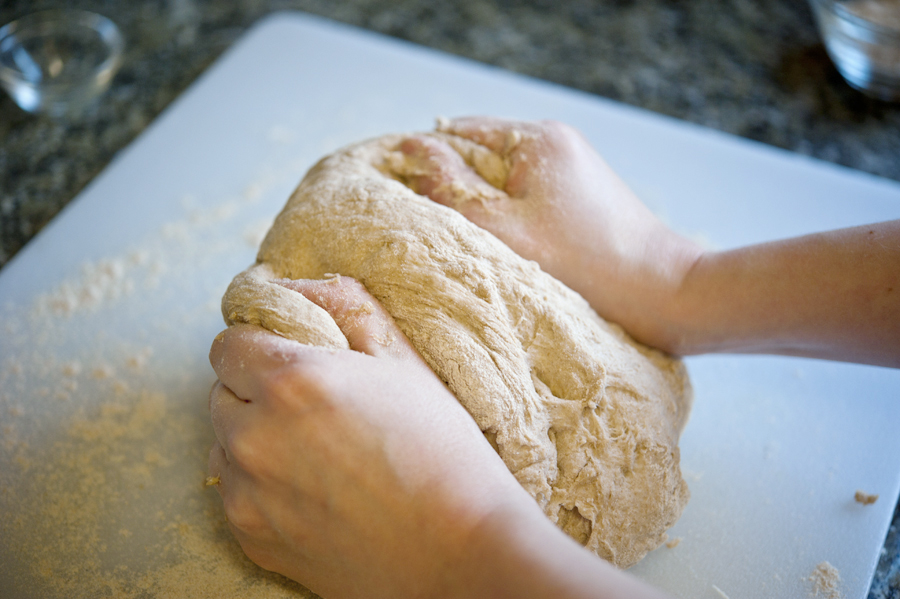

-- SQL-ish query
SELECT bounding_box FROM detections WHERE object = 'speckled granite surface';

[0,0,898,596]
[3,0,900,268]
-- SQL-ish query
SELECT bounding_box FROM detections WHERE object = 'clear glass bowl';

[0,10,124,118]
[809,0,900,101]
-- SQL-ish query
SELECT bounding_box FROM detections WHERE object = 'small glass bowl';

[809,0,900,101]
[0,10,124,118]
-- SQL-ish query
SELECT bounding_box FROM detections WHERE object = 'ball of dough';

[222,132,692,568]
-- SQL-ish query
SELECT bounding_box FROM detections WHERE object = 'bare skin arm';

[672,223,900,365]
[205,117,898,598]
[208,277,671,599]
[399,116,900,367]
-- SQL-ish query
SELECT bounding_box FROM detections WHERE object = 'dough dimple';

[222,132,692,568]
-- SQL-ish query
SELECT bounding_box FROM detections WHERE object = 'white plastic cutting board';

[1,12,899,599]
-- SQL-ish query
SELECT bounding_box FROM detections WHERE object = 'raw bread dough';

[222,132,692,568]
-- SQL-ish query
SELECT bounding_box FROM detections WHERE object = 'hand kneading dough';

[222,132,692,568]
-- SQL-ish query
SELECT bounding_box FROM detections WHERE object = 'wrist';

[581,224,706,356]
[645,244,712,356]
[438,500,673,599]
[437,500,567,599]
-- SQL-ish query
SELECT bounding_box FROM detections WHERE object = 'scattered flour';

[808,561,843,599]
[0,381,315,599]
[0,151,325,598]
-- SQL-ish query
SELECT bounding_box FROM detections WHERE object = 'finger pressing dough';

[222,132,692,568]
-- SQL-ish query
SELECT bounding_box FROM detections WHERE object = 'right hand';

[399,117,704,350]
[402,117,900,366]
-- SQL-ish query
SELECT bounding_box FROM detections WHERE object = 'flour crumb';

[92,365,114,380]
[62,361,82,377]
[350,301,375,316]
[129,250,149,266]
[808,561,843,599]
[7,360,23,376]
[711,584,731,598]
[126,348,153,371]
[373,332,396,347]
[854,490,878,505]
[665,537,682,549]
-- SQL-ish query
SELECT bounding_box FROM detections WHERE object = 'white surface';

[1,12,899,599]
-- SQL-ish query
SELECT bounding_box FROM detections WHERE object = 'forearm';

[445,502,673,599]
[657,221,900,366]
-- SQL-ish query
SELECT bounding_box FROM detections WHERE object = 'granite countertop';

[0,0,897,596]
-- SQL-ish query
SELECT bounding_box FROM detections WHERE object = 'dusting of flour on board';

[0,147,328,598]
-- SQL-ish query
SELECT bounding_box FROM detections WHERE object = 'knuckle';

[229,427,286,482]
[258,366,297,403]
[229,431,267,473]
[258,359,339,419]
[263,362,329,405]
[223,492,268,536]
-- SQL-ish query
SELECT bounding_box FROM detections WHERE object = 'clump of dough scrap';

[222,131,693,568]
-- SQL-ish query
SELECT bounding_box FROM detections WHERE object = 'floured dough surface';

[222,132,692,568]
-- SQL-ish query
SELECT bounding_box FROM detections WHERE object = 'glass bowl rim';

[0,9,125,83]
[809,0,900,40]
